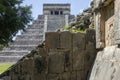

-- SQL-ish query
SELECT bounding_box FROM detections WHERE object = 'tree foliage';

[0,0,32,45]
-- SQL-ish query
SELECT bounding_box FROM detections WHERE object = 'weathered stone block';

[62,72,70,80]
[34,74,46,80]
[89,61,119,80]
[84,50,96,70]
[1,76,11,80]
[70,71,77,80]
[48,51,64,74]
[73,50,85,71]
[34,55,48,74]
[64,50,72,72]
[86,42,95,50]
[47,74,61,80]
[45,32,60,49]
[114,47,120,61]
[102,46,116,60]
[85,29,96,50]
[38,48,48,57]
[60,31,72,49]
[77,71,86,80]
[21,58,34,74]
[73,33,85,50]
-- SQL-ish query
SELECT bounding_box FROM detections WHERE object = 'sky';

[22,0,91,19]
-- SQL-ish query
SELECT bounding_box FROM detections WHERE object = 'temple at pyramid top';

[42,3,74,32]
[43,3,70,15]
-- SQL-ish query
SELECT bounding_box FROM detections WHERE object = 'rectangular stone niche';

[95,1,115,48]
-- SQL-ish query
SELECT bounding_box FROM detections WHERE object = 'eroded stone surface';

[89,46,120,80]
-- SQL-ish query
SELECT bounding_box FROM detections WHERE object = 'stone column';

[95,12,101,49]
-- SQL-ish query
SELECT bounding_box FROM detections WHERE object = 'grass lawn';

[0,63,14,73]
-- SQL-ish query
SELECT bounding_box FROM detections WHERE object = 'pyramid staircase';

[0,15,45,62]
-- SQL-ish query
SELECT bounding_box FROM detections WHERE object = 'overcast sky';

[22,0,91,19]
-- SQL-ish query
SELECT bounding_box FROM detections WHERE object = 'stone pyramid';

[0,15,44,62]
[0,3,74,62]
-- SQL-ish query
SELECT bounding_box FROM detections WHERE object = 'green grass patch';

[0,62,14,73]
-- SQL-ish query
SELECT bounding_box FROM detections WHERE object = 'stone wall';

[0,29,96,80]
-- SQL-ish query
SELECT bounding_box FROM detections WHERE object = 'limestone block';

[77,71,86,80]
[34,74,46,80]
[89,61,120,80]
[95,50,103,61]
[21,58,34,74]
[102,46,116,60]
[62,72,70,80]
[2,76,11,80]
[114,47,120,62]
[85,29,95,50]
[60,31,72,49]
[11,75,18,80]
[24,74,32,80]
[47,74,61,80]
[38,48,47,57]
[45,32,60,49]
[73,33,85,50]
[34,55,48,74]
[84,50,96,70]
[86,42,95,50]
[64,50,72,72]
[48,51,64,74]
[70,71,77,80]
[73,50,85,71]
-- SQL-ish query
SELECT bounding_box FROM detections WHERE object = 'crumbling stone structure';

[0,30,96,80]
[94,0,115,48]
[89,0,120,80]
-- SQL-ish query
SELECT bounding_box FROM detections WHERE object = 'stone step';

[6,45,36,51]
[10,45,37,47]
[27,24,44,29]
[15,39,41,41]
[4,45,37,51]
[3,45,37,51]
[16,34,43,40]
[32,21,44,26]
[25,29,44,32]
[21,31,43,35]
[22,31,43,35]
[0,51,29,56]
[0,56,23,62]
[12,40,42,45]
[22,32,44,35]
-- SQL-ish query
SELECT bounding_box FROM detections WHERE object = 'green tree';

[0,0,32,45]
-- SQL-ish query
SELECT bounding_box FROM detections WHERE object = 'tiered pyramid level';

[0,15,44,62]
